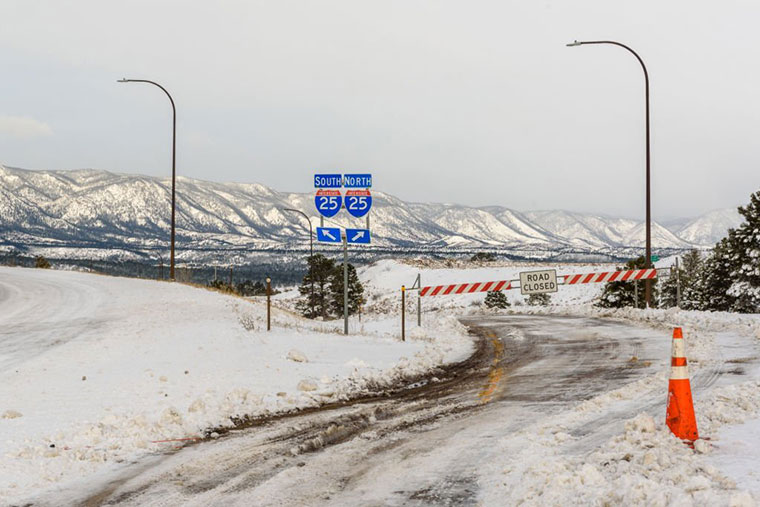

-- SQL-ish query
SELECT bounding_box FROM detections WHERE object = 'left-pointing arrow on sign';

[317,227,342,243]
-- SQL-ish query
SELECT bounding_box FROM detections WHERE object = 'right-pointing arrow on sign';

[345,228,371,244]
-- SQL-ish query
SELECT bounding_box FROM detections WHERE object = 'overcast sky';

[1,0,758,220]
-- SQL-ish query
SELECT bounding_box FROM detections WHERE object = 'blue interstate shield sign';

[344,189,372,218]
[315,189,342,218]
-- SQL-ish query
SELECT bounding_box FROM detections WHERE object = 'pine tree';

[699,233,739,312]
[660,267,680,309]
[297,254,336,319]
[484,290,510,309]
[727,190,760,313]
[526,292,551,306]
[596,256,658,309]
[660,249,703,309]
[680,249,704,310]
[329,262,365,317]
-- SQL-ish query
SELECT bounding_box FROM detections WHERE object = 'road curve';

[85,314,688,506]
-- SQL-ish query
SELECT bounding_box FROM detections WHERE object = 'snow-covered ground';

[3,258,760,505]
[0,265,472,504]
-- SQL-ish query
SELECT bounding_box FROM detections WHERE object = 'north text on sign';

[343,174,372,188]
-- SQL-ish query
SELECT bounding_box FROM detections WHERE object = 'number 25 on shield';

[345,189,372,218]
[315,189,342,218]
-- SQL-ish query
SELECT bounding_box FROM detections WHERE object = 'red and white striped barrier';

[563,268,657,285]
[419,280,512,297]
[417,268,658,297]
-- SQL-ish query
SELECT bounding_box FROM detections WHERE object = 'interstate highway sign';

[345,189,372,218]
[314,174,342,188]
[343,173,372,188]
[315,189,342,218]
[519,269,558,295]
[316,227,342,243]
[345,228,371,244]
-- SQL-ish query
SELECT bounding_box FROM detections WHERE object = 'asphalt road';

[78,313,718,506]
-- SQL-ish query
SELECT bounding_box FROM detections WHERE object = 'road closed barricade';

[401,267,661,340]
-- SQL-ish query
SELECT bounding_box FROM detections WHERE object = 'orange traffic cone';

[665,327,699,441]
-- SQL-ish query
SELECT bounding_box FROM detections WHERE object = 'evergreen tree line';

[207,278,277,297]
[598,189,760,313]
[297,254,365,319]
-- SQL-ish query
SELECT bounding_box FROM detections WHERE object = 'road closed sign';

[519,269,558,295]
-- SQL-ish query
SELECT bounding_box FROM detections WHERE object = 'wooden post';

[266,277,272,331]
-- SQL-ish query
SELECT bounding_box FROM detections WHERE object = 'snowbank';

[0,266,473,503]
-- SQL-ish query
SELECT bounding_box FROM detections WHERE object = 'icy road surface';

[80,314,748,506]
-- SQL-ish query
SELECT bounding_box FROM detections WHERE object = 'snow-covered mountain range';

[0,165,743,260]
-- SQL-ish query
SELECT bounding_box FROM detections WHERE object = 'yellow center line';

[478,333,505,404]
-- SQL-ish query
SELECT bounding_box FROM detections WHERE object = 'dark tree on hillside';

[35,255,51,269]
[237,280,267,297]
[297,254,336,319]
[471,252,497,263]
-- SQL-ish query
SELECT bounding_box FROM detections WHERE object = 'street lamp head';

[566,40,583,47]
[117,78,130,83]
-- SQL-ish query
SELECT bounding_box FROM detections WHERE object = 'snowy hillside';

[673,208,743,245]
[0,165,741,260]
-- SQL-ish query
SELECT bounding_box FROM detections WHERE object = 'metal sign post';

[401,285,406,341]
[634,280,639,308]
[410,273,421,326]
[343,233,349,335]
[675,257,681,308]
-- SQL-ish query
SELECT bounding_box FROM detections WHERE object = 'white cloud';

[0,116,53,139]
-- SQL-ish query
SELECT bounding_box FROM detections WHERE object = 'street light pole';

[118,78,177,280]
[566,40,653,307]
[282,208,315,317]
